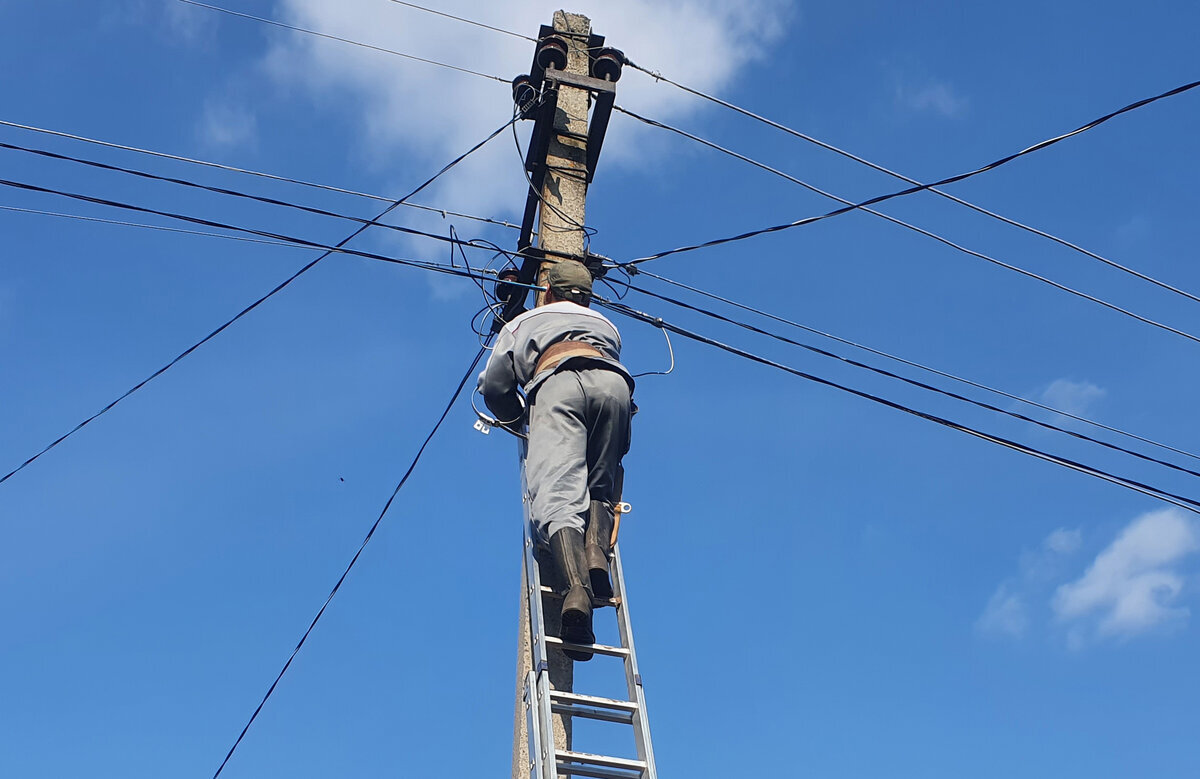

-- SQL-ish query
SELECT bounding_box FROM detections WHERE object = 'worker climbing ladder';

[519,480,658,779]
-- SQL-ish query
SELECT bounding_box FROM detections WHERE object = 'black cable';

[387,0,536,42]
[614,107,1200,349]
[622,78,1200,267]
[0,138,509,257]
[595,297,1200,514]
[178,0,509,83]
[623,281,1200,482]
[0,118,517,487]
[629,265,1200,465]
[621,60,1200,301]
[510,107,598,251]
[0,118,520,231]
[211,345,487,779]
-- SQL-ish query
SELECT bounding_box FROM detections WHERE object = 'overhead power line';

[614,107,1200,349]
[629,265,1200,466]
[623,79,1200,267]
[178,0,509,83]
[621,55,1200,285]
[622,280,1200,482]
[0,138,510,255]
[0,117,517,487]
[0,118,519,231]
[387,0,536,42]
[596,297,1200,515]
[211,345,487,779]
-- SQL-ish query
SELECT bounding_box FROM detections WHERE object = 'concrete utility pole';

[512,11,594,778]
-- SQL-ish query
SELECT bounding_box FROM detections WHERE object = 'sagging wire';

[631,326,675,379]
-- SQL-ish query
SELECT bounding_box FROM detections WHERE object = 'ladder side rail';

[525,671,547,779]
[609,542,658,778]
[521,435,559,779]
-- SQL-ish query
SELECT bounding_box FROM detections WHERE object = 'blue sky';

[2,1,1199,776]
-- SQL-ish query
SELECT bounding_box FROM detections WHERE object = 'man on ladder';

[479,260,634,660]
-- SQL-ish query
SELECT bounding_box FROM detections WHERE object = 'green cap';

[546,261,593,298]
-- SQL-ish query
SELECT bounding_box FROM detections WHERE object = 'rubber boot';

[550,527,595,661]
[585,500,614,599]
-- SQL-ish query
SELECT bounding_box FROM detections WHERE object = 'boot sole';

[560,607,595,662]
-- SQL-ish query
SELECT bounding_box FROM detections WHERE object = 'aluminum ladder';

[520,514,658,779]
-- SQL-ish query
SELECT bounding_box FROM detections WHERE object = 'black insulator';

[590,48,624,82]
[495,269,521,304]
[536,36,569,71]
[511,75,538,118]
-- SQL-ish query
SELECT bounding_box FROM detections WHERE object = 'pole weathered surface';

[514,11,592,778]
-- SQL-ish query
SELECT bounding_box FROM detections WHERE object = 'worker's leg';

[527,371,596,659]
[580,368,632,502]
[578,368,632,599]
[525,371,590,543]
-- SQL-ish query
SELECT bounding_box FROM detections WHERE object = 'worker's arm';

[478,329,527,426]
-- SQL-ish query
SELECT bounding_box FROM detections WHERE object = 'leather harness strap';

[534,340,604,376]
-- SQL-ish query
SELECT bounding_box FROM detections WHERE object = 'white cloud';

[1044,527,1082,555]
[976,526,1080,640]
[976,583,1028,638]
[251,0,792,231]
[165,1,218,43]
[896,81,967,119]
[1040,378,1106,417]
[199,99,258,150]
[1053,508,1200,641]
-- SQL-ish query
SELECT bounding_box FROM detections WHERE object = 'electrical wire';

[630,327,675,378]
[595,296,1200,515]
[0,118,519,231]
[178,0,509,83]
[622,79,1200,267]
[211,345,488,778]
[614,107,1200,349]
[621,281,1200,482]
[0,204,302,249]
[0,138,515,259]
[510,104,598,252]
[0,117,517,487]
[387,0,536,42]
[628,265,1200,465]
[619,63,1200,306]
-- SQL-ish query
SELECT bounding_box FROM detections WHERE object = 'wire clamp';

[473,418,492,435]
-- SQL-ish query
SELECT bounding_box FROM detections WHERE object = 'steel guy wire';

[210,345,488,779]
[621,55,1200,296]
[622,78,1200,267]
[0,116,518,487]
[621,281,1200,482]
[596,297,1200,515]
[0,118,519,231]
[0,139,513,258]
[628,265,1200,466]
[178,0,509,83]
[614,106,1200,349]
[387,0,536,42]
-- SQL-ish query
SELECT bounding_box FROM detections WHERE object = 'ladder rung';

[538,585,620,608]
[551,702,633,725]
[550,690,638,712]
[551,682,638,726]
[556,750,646,779]
[545,636,630,658]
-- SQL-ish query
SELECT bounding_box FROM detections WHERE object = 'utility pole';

[500,11,623,778]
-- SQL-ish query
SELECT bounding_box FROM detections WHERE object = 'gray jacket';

[479,301,633,424]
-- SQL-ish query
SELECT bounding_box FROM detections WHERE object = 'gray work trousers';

[524,366,632,542]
